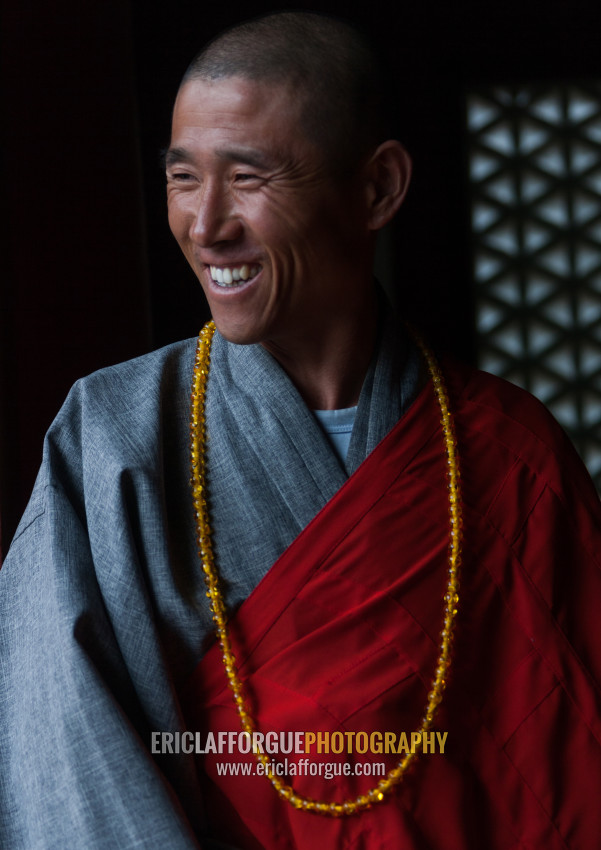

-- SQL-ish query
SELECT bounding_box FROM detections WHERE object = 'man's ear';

[364,140,412,231]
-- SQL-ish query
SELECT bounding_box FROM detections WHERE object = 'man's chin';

[210,316,266,347]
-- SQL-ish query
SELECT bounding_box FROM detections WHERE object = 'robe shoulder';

[9,337,197,543]
[445,360,600,517]
[50,336,197,460]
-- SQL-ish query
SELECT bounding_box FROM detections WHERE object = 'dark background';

[2,0,601,553]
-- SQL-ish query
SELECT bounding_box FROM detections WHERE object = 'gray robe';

[0,320,419,849]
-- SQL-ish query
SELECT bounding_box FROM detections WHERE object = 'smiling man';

[2,11,601,850]
[165,67,409,409]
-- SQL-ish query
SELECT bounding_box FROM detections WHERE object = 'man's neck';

[261,293,379,410]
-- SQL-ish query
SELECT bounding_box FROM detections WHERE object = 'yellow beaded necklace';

[189,320,462,817]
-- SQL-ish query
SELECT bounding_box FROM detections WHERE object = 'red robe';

[182,361,601,849]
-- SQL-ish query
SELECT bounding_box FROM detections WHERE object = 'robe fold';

[1,319,600,849]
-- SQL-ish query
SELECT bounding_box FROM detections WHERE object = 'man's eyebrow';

[162,144,279,171]
[162,146,193,169]
[216,147,278,170]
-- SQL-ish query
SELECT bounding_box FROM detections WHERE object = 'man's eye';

[169,171,194,182]
[235,173,258,182]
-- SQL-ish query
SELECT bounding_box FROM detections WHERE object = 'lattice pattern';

[468,85,601,490]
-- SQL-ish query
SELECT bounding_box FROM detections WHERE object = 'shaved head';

[181,11,394,171]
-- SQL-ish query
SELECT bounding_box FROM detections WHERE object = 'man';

[1,11,601,850]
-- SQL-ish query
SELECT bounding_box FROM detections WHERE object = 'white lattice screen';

[468,84,601,490]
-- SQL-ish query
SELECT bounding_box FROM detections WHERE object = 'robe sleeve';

[0,376,206,849]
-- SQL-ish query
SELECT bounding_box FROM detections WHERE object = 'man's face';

[166,76,374,346]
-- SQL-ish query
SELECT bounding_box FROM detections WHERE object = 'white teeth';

[210,264,260,287]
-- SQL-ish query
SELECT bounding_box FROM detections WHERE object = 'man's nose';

[190,181,242,246]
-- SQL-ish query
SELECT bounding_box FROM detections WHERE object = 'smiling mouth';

[209,264,261,287]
